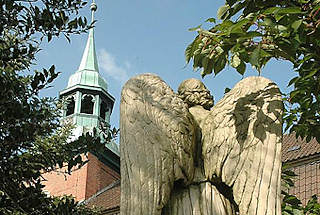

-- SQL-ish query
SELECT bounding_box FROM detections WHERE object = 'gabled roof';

[282,133,320,163]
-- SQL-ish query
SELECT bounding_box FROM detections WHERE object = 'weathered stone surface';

[120,74,283,215]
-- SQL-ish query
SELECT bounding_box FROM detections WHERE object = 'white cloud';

[98,49,129,85]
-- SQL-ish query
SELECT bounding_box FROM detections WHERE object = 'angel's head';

[178,79,214,110]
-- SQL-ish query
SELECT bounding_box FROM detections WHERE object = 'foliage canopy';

[186,0,320,143]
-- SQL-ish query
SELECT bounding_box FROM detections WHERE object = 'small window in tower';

[66,97,75,116]
[81,95,94,114]
[100,102,108,120]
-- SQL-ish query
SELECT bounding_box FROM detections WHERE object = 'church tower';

[42,0,120,202]
[60,1,114,144]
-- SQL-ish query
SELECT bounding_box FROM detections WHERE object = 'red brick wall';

[42,158,88,201]
[86,182,120,212]
[85,153,120,199]
[289,160,320,205]
[42,153,120,201]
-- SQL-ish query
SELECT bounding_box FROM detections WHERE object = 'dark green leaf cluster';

[0,1,113,214]
[0,0,91,41]
[186,0,320,145]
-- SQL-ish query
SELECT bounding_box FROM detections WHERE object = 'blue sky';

[36,0,295,129]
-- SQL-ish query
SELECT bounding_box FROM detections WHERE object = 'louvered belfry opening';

[66,97,75,116]
[81,95,94,114]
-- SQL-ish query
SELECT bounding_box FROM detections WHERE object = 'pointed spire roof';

[78,0,98,72]
[65,0,108,91]
[78,29,99,72]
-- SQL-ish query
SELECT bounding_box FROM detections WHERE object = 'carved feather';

[202,76,283,215]
[120,74,196,215]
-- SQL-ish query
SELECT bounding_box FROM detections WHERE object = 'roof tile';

[282,133,320,162]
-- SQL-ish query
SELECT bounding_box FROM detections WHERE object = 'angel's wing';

[120,74,196,215]
[202,76,283,215]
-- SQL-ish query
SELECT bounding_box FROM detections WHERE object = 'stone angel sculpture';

[120,73,283,215]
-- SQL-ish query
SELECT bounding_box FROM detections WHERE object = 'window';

[66,97,75,116]
[81,95,94,114]
[100,102,108,120]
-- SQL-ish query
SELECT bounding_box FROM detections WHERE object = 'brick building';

[42,1,121,213]
[85,180,120,214]
[42,152,120,202]
[282,133,320,205]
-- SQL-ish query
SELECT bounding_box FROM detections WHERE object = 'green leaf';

[193,54,204,70]
[238,31,262,39]
[43,69,48,77]
[31,79,39,90]
[78,17,83,27]
[217,4,230,20]
[231,54,241,68]
[236,61,246,75]
[275,14,286,21]
[263,7,279,15]
[284,195,302,205]
[188,24,202,32]
[305,69,318,79]
[260,49,272,58]
[249,45,261,67]
[290,90,301,99]
[185,37,200,64]
[226,0,237,7]
[230,2,247,17]
[291,20,302,31]
[288,77,299,87]
[277,40,296,60]
[213,55,227,75]
[206,18,216,23]
[202,57,209,72]
[47,33,52,42]
[228,18,249,34]
[277,7,301,14]
[38,73,45,82]
[276,25,288,32]
[202,57,214,77]
[216,20,234,30]
[263,18,275,27]
[292,208,303,215]
[49,65,55,74]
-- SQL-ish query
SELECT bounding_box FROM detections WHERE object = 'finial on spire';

[90,0,97,22]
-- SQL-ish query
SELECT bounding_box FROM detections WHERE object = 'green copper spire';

[66,0,108,90]
[59,0,120,158]
[78,0,99,73]
[59,0,119,158]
